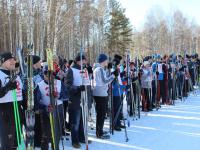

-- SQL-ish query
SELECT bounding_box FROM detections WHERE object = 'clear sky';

[119,0,200,30]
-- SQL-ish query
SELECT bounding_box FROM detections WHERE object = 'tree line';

[0,0,199,63]
[133,6,200,58]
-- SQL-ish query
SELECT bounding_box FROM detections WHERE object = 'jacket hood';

[93,63,101,69]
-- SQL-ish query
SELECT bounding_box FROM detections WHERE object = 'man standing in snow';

[34,63,64,150]
[93,53,115,139]
[141,60,153,111]
[0,52,24,150]
[65,53,91,148]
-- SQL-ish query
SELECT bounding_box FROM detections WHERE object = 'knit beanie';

[0,52,15,64]
[98,54,108,63]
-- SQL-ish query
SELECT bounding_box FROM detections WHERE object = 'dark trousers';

[168,79,173,100]
[94,96,108,136]
[163,78,169,103]
[69,108,85,144]
[34,113,42,147]
[41,104,64,150]
[189,69,195,86]
[183,80,189,97]
[141,88,151,111]
[113,96,122,127]
[178,74,184,97]
[157,80,165,103]
[152,80,156,107]
[0,102,23,150]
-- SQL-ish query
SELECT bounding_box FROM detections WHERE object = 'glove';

[5,80,17,91]
[47,105,54,113]
[79,85,85,92]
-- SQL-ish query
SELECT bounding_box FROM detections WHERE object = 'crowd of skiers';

[0,50,200,150]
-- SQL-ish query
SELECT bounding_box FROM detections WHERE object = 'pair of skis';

[109,81,114,135]
[80,48,89,150]
[15,46,34,150]
[46,48,57,150]
[126,54,140,120]
[25,45,35,150]
[46,48,65,150]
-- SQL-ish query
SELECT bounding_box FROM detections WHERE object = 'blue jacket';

[112,77,126,97]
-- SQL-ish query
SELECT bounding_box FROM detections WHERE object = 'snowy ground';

[57,90,200,150]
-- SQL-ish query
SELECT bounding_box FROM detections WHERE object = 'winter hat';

[143,56,152,61]
[75,52,86,62]
[32,55,41,65]
[113,58,120,66]
[114,54,122,61]
[186,54,191,59]
[130,61,135,66]
[0,52,15,64]
[143,61,149,66]
[98,54,108,63]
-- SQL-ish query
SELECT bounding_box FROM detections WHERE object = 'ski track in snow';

[36,90,200,150]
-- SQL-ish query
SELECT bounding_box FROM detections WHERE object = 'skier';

[156,57,165,106]
[129,60,140,116]
[93,54,115,139]
[141,60,153,112]
[60,59,70,136]
[152,58,158,108]
[0,52,24,150]
[112,56,126,131]
[162,55,170,104]
[64,53,91,148]
[35,63,64,150]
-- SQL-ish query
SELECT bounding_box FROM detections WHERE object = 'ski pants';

[34,112,42,147]
[157,80,165,104]
[152,80,156,107]
[113,96,122,128]
[168,79,173,100]
[178,73,184,98]
[141,88,151,111]
[68,107,85,144]
[94,96,108,136]
[40,104,64,150]
[0,102,23,150]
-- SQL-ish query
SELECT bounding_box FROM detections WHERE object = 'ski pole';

[13,90,20,148]
[80,48,89,150]
[12,89,25,150]
[115,78,129,142]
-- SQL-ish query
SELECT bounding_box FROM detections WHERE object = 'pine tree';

[106,0,133,57]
